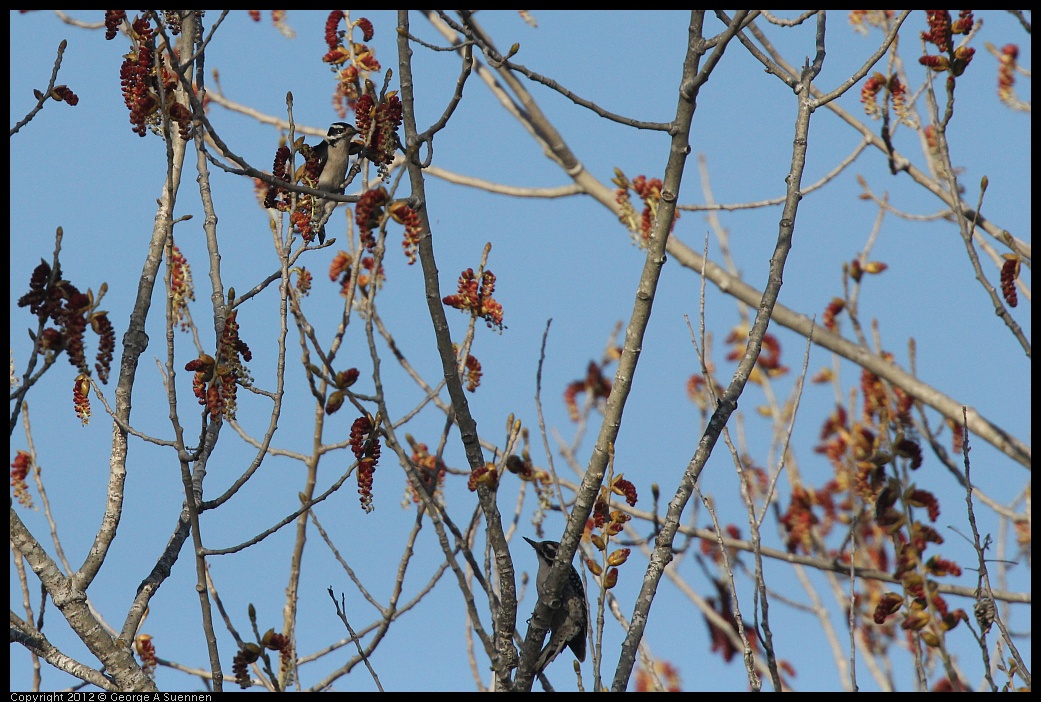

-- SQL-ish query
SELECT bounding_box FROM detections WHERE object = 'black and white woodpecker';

[524,537,589,675]
[312,122,359,244]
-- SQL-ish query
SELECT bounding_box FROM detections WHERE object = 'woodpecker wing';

[312,138,330,172]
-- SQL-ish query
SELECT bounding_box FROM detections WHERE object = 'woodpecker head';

[326,122,356,140]
[524,537,560,564]
[323,122,362,156]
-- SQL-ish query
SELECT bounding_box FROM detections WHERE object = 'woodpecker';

[524,537,588,675]
[312,122,359,244]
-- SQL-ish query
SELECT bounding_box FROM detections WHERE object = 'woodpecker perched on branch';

[312,121,359,243]
[524,537,588,675]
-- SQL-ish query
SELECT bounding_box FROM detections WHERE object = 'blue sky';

[10,10,1031,692]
